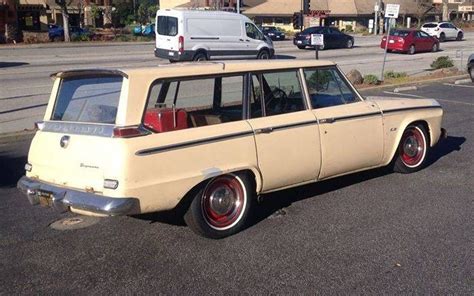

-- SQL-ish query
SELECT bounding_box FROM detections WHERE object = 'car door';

[321,27,334,48]
[330,28,345,48]
[244,22,265,56]
[302,67,384,179]
[419,31,434,51]
[246,69,322,191]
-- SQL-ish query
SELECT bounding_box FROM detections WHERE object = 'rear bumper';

[17,176,140,216]
[154,47,194,61]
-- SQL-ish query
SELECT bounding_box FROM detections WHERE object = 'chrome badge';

[60,135,70,148]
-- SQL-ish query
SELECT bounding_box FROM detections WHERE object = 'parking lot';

[0,78,472,294]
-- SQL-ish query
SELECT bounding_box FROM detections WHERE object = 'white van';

[154,9,274,62]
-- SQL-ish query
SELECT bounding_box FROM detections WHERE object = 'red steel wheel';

[399,126,426,168]
[201,175,246,230]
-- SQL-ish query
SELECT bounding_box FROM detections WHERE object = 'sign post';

[311,34,324,60]
[381,4,400,82]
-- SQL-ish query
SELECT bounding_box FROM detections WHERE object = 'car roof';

[53,60,336,80]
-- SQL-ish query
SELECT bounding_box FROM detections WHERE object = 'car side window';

[250,70,306,117]
[145,75,244,132]
[303,68,360,109]
[440,23,449,29]
[420,31,431,38]
[246,23,263,40]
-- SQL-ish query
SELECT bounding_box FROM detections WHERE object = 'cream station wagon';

[18,60,446,238]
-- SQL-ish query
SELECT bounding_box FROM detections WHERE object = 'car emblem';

[60,135,70,148]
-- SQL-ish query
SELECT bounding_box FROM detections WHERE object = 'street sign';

[385,4,400,18]
[311,34,324,46]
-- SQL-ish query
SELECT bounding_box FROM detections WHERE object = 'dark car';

[48,24,92,41]
[468,54,474,82]
[262,26,285,41]
[293,26,354,50]
[380,29,439,55]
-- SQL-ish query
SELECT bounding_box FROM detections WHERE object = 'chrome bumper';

[17,176,140,216]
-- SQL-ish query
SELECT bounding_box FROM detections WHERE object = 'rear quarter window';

[51,76,123,124]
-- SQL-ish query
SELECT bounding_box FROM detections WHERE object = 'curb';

[454,78,472,85]
[0,41,154,50]
[357,74,470,93]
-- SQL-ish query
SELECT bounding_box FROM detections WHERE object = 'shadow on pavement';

[0,62,29,68]
[0,153,27,188]
[274,55,296,59]
[134,135,466,230]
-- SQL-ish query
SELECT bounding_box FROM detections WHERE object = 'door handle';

[319,118,335,124]
[245,39,250,42]
[239,38,244,41]
[255,127,274,134]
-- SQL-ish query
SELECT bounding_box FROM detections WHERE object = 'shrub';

[363,74,380,85]
[384,71,408,79]
[431,56,454,69]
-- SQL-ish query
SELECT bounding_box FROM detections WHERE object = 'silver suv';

[421,22,464,42]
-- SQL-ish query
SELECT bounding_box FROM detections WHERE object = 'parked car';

[155,9,274,62]
[261,26,285,41]
[48,24,93,41]
[381,29,439,55]
[468,54,474,82]
[133,24,155,37]
[421,22,464,42]
[293,26,354,50]
[17,60,446,238]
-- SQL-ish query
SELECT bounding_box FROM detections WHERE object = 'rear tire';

[456,32,463,41]
[297,45,305,49]
[193,51,208,62]
[393,124,429,174]
[470,66,474,82]
[184,173,255,239]
[257,49,271,59]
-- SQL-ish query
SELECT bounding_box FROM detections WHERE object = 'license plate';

[297,40,302,44]
[389,40,395,44]
[168,51,174,56]
[38,190,53,207]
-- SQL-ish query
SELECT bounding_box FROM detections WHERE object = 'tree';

[413,0,434,26]
[136,0,157,25]
[55,0,71,42]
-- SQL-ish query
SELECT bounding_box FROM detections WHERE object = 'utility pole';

[236,0,240,13]
[374,0,382,35]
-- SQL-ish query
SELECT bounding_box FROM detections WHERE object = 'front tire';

[432,43,439,52]
[346,39,354,48]
[257,49,271,59]
[184,173,254,239]
[408,45,416,55]
[469,66,474,82]
[393,124,429,174]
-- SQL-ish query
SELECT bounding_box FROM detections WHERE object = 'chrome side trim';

[382,106,442,114]
[42,121,115,137]
[17,176,140,216]
[136,130,255,156]
[319,112,380,124]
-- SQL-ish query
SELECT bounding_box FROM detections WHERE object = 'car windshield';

[390,30,410,37]
[51,76,123,124]
[423,23,438,28]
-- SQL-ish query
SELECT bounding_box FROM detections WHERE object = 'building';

[433,0,474,21]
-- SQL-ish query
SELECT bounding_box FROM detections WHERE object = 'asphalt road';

[1,33,474,133]
[0,80,472,294]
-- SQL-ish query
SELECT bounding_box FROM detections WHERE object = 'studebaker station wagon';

[18,60,446,238]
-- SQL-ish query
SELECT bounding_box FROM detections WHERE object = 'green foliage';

[363,74,379,85]
[384,71,408,79]
[71,34,91,42]
[430,56,454,69]
[345,25,353,32]
[114,0,135,26]
[137,0,158,24]
[307,71,333,91]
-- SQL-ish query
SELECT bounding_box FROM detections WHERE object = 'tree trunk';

[61,5,70,42]
[442,0,449,22]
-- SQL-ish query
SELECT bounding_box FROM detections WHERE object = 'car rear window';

[390,30,410,37]
[423,23,437,28]
[157,16,178,36]
[51,76,123,124]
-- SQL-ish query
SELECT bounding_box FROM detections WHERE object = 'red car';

[380,29,439,55]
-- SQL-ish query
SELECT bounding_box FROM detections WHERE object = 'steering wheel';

[265,87,287,114]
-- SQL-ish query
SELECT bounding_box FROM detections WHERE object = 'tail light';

[305,35,310,40]
[113,125,151,138]
[178,35,184,54]
[397,37,404,43]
